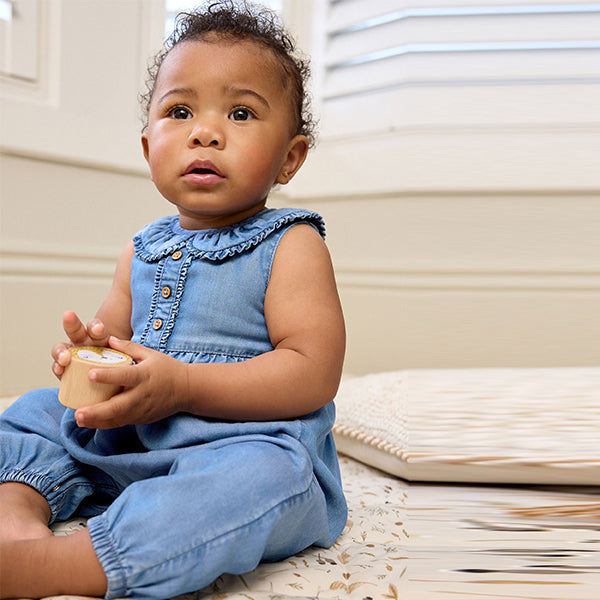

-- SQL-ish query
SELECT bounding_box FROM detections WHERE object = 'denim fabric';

[0,208,347,599]
[130,209,326,363]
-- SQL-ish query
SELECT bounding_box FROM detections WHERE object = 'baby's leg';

[85,436,332,598]
[0,528,106,599]
[0,482,52,540]
[1,389,97,532]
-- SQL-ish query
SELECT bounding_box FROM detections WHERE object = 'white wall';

[0,0,167,394]
[1,0,599,395]
[282,0,600,375]
[0,152,169,394]
[273,191,600,375]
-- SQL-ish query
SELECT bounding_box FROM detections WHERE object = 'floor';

[2,395,599,599]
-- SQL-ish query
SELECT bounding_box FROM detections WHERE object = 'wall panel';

[0,0,165,173]
[0,153,169,395]
[338,286,600,375]
[271,190,600,375]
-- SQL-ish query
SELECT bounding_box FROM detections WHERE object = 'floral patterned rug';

[37,455,599,600]
[3,380,599,600]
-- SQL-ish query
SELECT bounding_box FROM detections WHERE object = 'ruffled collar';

[133,208,326,262]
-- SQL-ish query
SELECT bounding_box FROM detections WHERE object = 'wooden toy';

[58,346,132,409]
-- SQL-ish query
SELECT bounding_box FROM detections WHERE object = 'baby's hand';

[73,337,187,429]
[51,311,111,379]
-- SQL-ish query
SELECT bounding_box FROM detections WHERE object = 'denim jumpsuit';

[0,208,347,599]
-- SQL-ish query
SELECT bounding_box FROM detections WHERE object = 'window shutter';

[318,1,600,138]
[289,0,600,196]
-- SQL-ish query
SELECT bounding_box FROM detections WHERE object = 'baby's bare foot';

[0,482,53,540]
[0,532,107,599]
[1,510,53,540]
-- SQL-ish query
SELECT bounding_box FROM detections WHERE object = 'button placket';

[146,249,186,347]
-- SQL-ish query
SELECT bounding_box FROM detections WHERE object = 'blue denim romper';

[0,208,347,599]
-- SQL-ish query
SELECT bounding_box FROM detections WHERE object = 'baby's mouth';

[191,168,213,174]
[184,160,225,184]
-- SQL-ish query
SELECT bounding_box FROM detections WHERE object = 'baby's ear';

[276,135,309,184]
[141,134,150,163]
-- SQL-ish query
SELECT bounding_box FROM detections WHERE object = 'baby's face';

[142,37,308,230]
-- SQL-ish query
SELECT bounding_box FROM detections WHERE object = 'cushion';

[333,367,600,484]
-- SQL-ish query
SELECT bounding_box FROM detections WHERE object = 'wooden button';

[161,286,171,299]
[172,250,183,260]
[152,319,163,330]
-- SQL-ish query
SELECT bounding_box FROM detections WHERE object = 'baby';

[0,2,347,598]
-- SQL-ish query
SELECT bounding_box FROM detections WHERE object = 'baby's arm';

[75,225,345,428]
[51,242,134,378]
[185,223,346,419]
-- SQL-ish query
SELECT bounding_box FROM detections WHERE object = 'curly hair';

[141,0,317,147]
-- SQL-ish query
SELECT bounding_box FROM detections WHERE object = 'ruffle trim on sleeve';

[133,208,326,262]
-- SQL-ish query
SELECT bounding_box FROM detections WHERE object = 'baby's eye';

[169,106,192,120]
[229,108,254,122]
